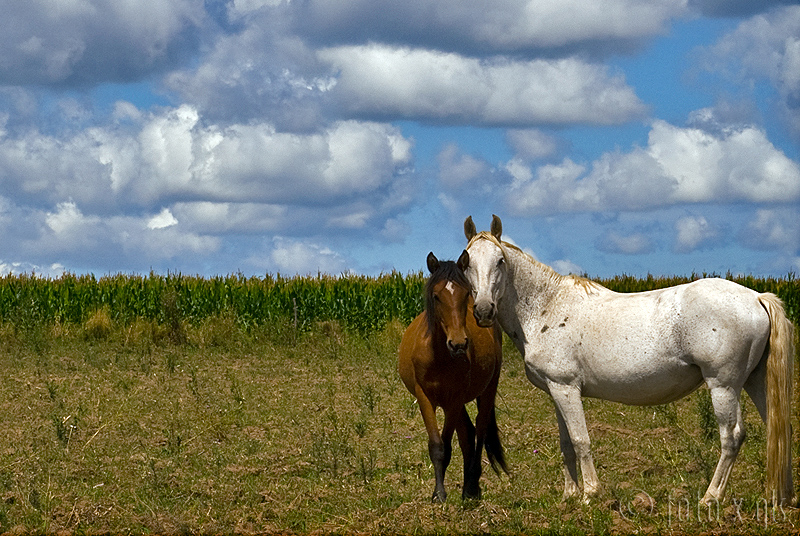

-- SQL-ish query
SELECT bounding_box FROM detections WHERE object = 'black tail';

[484,407,509,475]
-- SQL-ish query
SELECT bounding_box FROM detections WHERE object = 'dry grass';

[0,317,797,535]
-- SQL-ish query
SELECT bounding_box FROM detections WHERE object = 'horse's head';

[426,250,471,358]
[463,215,506,327]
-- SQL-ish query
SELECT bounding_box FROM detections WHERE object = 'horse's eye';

[497,258,505,267]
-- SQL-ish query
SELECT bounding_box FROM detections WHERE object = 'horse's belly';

[580,356,704,405]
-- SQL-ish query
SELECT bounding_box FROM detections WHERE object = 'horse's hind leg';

[702,385,746,505]
[743,355,767,422]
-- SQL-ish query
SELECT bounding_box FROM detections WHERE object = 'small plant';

[652,403,678,426]
[83,307,113,340]
[51,414,77,448]
[165,351,179,374]
[310,410,354,477]
[358,449,377,485]
[228,372,245,406]
[161,288,187,345]
[359,383,378,414]
[696,388,718,442]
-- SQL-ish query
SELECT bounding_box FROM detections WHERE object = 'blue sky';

[1,0,799,278]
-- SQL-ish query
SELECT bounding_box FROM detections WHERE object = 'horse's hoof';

[462,481,482,501]
[699,495,721,508]
[562,490,581,502]
[462,490,482,502]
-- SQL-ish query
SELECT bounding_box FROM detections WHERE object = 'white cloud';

[295,0,687,53]
[689,0,797,17]
[0,0,204,85]
[0,105,413,214]
[163,18,328,129]
[598,231,654,255]
[437,143,491,188]
[318,45,646,126]
[740,209,800,251]
[704,6,800,133]
[673,215,720,253]
[506,129,559,161]
[43,202,106,255]
[42,201,217,259]
[172,202,288,234]
[551,259,584,276]
[0,261,64,277]
[267,237,348,275]
[508,118,800,215]
[147,208,179,230]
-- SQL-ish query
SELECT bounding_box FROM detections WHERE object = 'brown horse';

[398,250,507,502]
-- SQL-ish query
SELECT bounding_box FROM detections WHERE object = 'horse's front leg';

[549,383,601,502]
[455,406,479,500]
[415,387,451,502]
[555,409,580,500]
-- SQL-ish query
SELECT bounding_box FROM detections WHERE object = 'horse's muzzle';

[473,302,496,327]
[447,339,469,358]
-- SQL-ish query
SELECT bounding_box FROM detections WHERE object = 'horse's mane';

[425,259,472,335]
[467,231,602,294]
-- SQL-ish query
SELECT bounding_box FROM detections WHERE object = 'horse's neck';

[501,246,562,320]
[501,246,608,331]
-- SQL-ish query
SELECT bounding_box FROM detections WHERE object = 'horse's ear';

[457,249,469,271]
[490,214,502,241]
[464,216,477,240]
[426,252,439,274]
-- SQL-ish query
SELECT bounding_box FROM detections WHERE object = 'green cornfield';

[0,270,797,333]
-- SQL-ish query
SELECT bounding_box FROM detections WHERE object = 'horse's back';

[584,277,768,354]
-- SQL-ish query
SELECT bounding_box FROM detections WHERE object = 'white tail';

[760,293,795,505]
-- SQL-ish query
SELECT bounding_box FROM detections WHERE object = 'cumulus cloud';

[551,259,584,276]
[597,231,654,255]
[266,237,348,275]
[0,100,417,272]
[0,0,204,86]
[0,260,65,278]
[689,0,798,18]
[437,143,492,189]
[740,209,800,252]
[508,117,800,215]
[0,200,219,271]
[164,12,332,129]
[294,0,687,55]
[704,6,800,134]
[0,104,413,213]
[506,129,560,161]
[167,2,655,129]
[673,215,721,253]
[172,202,288,235]
[318,45,646,126]
[147,208,179,230]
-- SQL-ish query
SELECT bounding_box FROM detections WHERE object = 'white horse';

[464,215,795,506]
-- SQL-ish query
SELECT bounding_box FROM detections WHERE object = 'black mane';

[425,259,471,335]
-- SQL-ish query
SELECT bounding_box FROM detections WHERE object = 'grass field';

[0,272,798,535]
